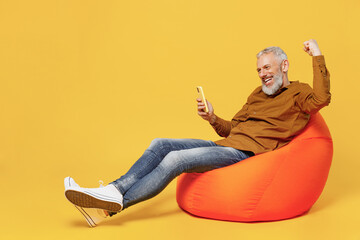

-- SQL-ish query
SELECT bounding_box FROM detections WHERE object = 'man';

[64,39,330,227]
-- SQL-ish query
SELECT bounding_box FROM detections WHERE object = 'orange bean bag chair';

[176,113,333,222]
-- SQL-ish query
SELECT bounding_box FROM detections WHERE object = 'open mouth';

[263,77,273,86]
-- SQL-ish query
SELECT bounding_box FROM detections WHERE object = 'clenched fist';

[303,39,322,56]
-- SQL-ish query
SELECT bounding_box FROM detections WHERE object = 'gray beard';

[262,73,283,95]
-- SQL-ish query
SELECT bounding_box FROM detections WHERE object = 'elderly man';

[64,39,330,227]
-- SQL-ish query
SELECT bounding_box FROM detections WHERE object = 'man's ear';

[282,59,289,73]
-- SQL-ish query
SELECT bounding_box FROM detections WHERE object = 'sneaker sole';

[65,189,122,212]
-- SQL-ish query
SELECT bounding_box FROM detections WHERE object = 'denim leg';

[122,145,252,209]
[110,138,217,195]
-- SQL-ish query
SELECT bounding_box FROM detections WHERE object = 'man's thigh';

[148,138,217,152]
[160,146,249,173]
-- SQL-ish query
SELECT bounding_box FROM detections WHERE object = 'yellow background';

[1,0,359,239]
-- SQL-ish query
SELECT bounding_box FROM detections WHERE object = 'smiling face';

[256,52,287,95]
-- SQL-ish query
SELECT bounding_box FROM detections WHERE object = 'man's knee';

[148,138,178,150]
[159,150,187,171]
[148,138,167,149]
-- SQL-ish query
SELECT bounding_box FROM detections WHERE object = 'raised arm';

[297,39,331,113]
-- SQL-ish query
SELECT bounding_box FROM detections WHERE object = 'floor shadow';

[309,160,360,214]
[307,194,338,215]
[70,220,92,228]
[103,193,183,226]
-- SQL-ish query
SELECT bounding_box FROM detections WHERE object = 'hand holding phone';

[196,86,216,124]
[196,86,209,113]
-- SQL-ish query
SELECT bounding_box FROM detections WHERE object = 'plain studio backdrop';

[0,0,359,239]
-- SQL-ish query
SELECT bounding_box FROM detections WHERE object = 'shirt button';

[229,136,232,138]
[253,111,256,114]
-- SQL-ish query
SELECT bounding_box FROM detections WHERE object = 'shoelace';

[99,180,104,188]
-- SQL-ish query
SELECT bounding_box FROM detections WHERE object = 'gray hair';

[256,46,287,64]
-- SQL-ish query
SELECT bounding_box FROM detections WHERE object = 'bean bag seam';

[248,151,289,219]
[294,136,332,142]
[249,136,332,220]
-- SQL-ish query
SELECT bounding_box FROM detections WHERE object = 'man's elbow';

[314,92,331,110]
[323,92,331,106]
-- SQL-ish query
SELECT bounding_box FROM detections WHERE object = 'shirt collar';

[265,81,299,97]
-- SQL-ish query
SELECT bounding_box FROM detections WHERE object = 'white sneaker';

[64,176,80,189]
[64,176,123,212]
[64,177,113,227]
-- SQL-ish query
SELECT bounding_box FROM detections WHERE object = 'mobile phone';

[196,86,209,113]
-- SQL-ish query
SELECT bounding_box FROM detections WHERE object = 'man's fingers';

[303,42,310,52]
[303,41,315,56]
[198,111,207,116]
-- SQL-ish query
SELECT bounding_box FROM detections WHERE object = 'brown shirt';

[212,55,331,155]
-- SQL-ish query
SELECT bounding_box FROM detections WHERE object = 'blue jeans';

[110,138,253,209]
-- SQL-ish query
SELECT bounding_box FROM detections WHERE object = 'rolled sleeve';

[210,116,232,137]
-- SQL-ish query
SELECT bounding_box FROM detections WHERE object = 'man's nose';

[259,69,267,78]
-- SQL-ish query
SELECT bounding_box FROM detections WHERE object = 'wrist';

[209,114,217,125]
[312,50,322,56]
